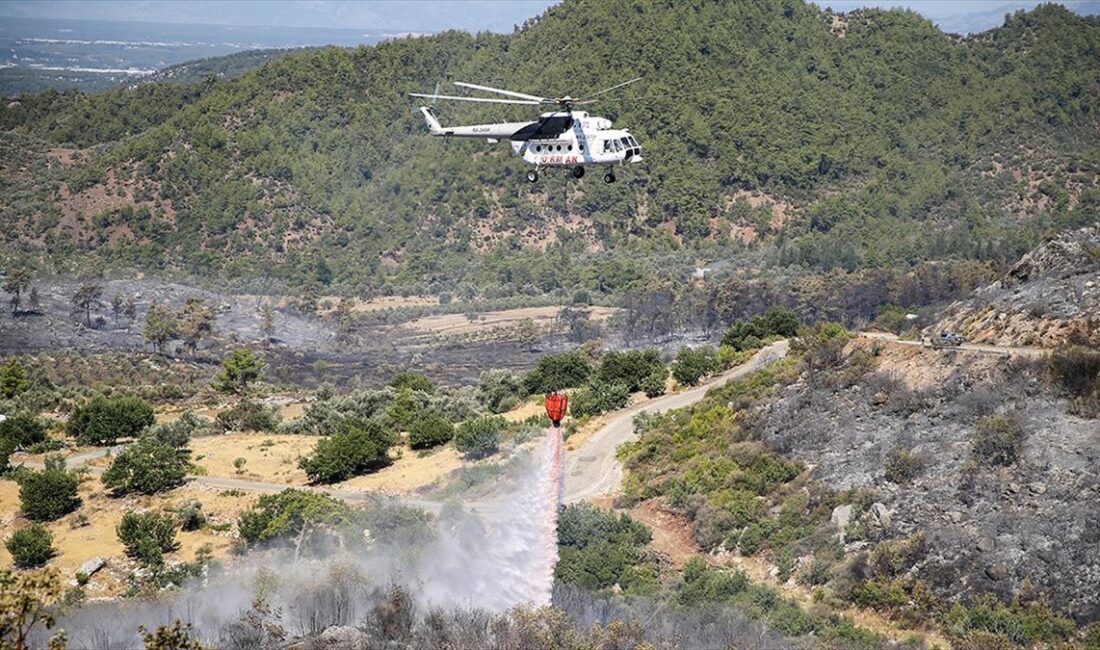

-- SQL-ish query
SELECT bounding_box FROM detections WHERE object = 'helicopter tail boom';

[417,106,534,140]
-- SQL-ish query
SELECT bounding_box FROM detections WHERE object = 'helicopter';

[410,78,644,184]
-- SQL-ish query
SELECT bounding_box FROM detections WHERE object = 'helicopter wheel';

[603,171,616,184]
[526,170,539,183]
[572,166,585,179]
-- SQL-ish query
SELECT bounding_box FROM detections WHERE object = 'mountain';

[1,0,1097,300]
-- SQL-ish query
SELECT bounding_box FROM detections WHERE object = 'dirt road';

[859,331,1046,358]
[562,340,789,504]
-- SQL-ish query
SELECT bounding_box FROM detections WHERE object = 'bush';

[884,449,924,484]
[640,369,667,398]
[299,418,396,483]
[477,369,525,413]
[672,346,717,386]
[175,500,205,531]
[595,349,664,393]
[0,437,13,474]
[117,511,179,566]
[212,348,265,394]
[1048,345,1100,397]
[66,396,155,445]
[0,413,47,450]
[19,469,80,522]
[555,504,655,594]
[388,371,434,394]
[522,351,591,395]
[102,436,188,496]
[0,358,30,399]
[454,416,505,459]
[216,399,281,432]
[6,524,56,568]
[570,382,630,418]
[408,413,453,449]
[237,489,352,545]
[721,307,800,350]
[971,415,1025,467]
[147,411,212,448]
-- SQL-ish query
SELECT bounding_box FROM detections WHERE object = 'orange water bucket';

[544,392,568,427]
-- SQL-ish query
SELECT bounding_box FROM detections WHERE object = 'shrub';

[147,411,212,448]
[454,416,505,459]
[175,500,206,531]
[408,413,453,449]
[477,369,525,413]
[884,449,924,484]
[19,469,80,522]
[570,381,630,418]
[116,511,179,566]
[640,369,667,398]
[66,396,155,445]
[672,346,717,386]
[212,348,265,394]
[595,349,664,393]
[299,418,396,483]
[216,400,281,432]
[555,505,655,594]
[102,436,188,496]
[0,413,47,450]
[6,524,56,568]
[237,489,352,545]
[971,415,1025,467]
[721,307,800,350]
[388,371,434,394]
[1048,345,1100,397]
[522,351,591,395]
[0,437,13,474]
[0,358,30,399]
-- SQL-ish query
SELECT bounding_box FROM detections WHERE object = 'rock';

[870,502,892,528]
[985,563,1011,581]
[1028,482,1047,495]
[1008,483,1021,494]
[831,504,854,531]
[319,626,366,650]
[77,557,107,577]
[871,391,888,406]
[948,511,964,524]
[976,537,995,553]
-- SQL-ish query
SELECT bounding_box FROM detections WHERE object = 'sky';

[0,0,1096,34]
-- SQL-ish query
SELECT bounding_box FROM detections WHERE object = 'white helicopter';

[410,78,644,184]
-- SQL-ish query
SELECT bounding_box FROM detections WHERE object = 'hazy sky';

[0,0,1095,34]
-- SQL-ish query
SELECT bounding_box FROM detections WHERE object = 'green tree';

[454,416,505,459]
[388,371,434,394]
[299,418,395,483]
[477,369,525,413]
[0,358,30,399]
[66,396,155,445]
[0,413,48,449]
[595,349,665,393]
[102,437,189,496]
[0,437,14,474]
[3,267,31,315]
[18,469,80,522]
[523,351,592,395]
[237,489,352,545]
[143,302,178,353]
[176,297,215,356]
[213,348,266,394]
[408,413,453,449]
[71,283,103,328]
[6,524,56,569]
[116,511,179,566]
[672,346,717,386]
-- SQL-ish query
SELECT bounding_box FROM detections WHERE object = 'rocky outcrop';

[933,224,1100,348]
[754,339,1100,622]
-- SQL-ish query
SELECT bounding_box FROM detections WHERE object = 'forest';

[1,0,1098,309]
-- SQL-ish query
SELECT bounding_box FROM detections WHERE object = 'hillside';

[1,0,1098,298]
[934,223,1100,347]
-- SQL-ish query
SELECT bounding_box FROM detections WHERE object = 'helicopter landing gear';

[603,170,616,184]
[526,170,539,183]
[572,166,585,179]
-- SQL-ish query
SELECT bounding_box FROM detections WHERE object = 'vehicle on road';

[928,332,965,348]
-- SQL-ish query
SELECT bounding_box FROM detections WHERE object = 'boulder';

[319,626,366,650]
[870,502,892,528]
[831,504,854,531]
[77,557,107,577]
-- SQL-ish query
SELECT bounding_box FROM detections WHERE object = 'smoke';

[55,430,566,648]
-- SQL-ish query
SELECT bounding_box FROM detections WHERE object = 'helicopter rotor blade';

[409,93,541,106]
[577,76,643,103]
[453,82,547,102]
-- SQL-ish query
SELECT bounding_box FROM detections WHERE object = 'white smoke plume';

[55,430,566,648]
